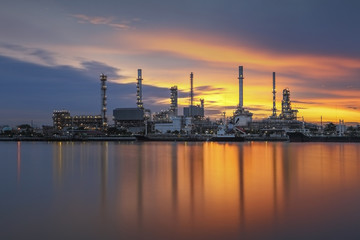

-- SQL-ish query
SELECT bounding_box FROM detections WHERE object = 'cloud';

[0,43,27,51]
[247,105,272,112]
[294,107,308,110]
[72,14,134,30]
[0,54,250,124]
[202,100,219,104]
[29,49,56,65]
[195,86,225,92]
[292,100,319,105]
[73,14,113,25]
[0,54,178,125]
[81,61,124,80]
[0,42,56,65]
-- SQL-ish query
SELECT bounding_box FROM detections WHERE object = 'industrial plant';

[3,64,357,142]
[46,64,341,140]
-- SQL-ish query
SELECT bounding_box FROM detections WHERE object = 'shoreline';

[0,136,137,142]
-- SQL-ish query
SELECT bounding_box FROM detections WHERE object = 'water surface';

[1,141,360,239]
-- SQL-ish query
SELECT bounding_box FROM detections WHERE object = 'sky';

[1,0,360,126]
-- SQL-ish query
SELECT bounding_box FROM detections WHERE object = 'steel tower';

[272,72,277,117]
[190,72,194,117]
[100,73,107,129]
[238,66,244,109]
[137,69,144,109]
[170,86,178,116]
[280,88,298,120]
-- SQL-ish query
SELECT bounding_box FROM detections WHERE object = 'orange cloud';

[107,29,360,122]
[27,27,359,123]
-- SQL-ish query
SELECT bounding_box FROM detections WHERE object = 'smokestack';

[238,66,243,109]
[272,72,277,117]
[100,73,107,129]
[136,69,143,109]
[170,86,178,116]
[190,72,194,116]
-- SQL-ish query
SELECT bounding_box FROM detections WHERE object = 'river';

[1,141,360,239]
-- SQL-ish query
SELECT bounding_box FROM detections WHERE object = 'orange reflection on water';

[111,142,360,239]
[46,142,360,239]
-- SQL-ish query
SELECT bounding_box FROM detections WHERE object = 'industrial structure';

[136,69,143,109]
[248,73,302,136]
[271,72,277,118]
[52,110,102,131]
[190,72,194,116]
[136,69,152,121]
[279,88,298,120]
[113,108,145,133]
[100,73,107,129]
[49,65,321,138]
[183,105,204,118]
[52,73,108,133]
[183,72,205,119]
[238,66,244,108]
[153,85,182,133]
[53,110,71,130]
[153,86,179,122]
[233,66,253,128]
[111,69,153,134]
[170,86,178,117]
[153,72,212,134]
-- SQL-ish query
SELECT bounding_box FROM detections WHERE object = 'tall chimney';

[272,72,277,117]
[238,66,244,109]
[136,69,143,109]
[170,86,178,116]
[190,72,194,116]
[100,73,107,129]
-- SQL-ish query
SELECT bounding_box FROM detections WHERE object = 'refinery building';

[52,74,108,133]
[51,65,311,137]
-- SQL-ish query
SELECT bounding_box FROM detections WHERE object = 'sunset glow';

[0,1,359,125]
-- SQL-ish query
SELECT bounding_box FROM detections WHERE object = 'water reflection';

[238,144,245,232]
[17,141,21,183]
[4,142,360,239]
[171,143,178,215]
[136,143,144,227]
[100,142,108,218]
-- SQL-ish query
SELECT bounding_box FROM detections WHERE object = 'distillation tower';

[137,69,144,109]
[272,72,277,118]
[100,73,107,129]
[233,66,253,128]
[238,66,244,109]
[170,86,178,116]
[279,88,298,120]
[190,72,194,117]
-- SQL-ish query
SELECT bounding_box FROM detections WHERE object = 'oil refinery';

[2,64,357,142]
[43,64,351,142]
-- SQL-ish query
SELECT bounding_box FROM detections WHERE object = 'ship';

[209,125,245,142]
